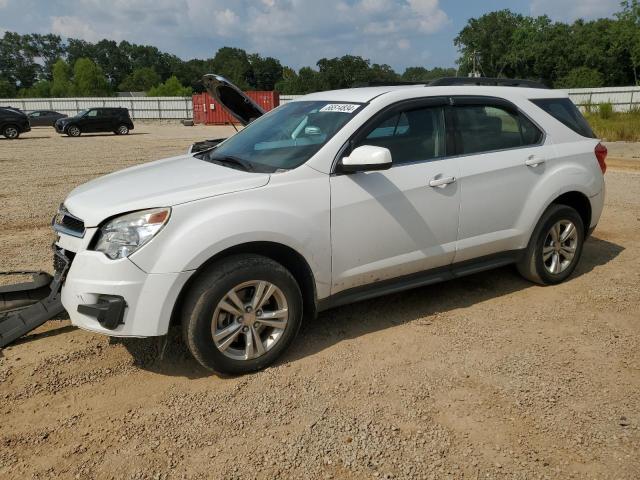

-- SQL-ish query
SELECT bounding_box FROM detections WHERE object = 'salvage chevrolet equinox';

[49,75,606,374]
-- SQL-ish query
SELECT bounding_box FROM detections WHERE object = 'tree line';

[456,1,640,87]
[0,0,638,98]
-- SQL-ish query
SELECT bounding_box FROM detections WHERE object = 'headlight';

[94,208,170,259]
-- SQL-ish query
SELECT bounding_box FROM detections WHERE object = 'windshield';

[76,109,89,118]
[196,101,363,173]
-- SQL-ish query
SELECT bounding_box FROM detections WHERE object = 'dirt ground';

[0,125,638,480]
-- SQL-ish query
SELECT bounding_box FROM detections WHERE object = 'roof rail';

[353,81,427,87]
[428,77,548,89]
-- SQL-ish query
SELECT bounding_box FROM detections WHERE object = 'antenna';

[469,50,482,78]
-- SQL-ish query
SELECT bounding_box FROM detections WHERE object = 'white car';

[51,75,606,374]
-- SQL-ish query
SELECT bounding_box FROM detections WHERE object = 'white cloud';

[51,16,102,42]
[39,0,451,70]
[0,0,9,8]
[530,0,620,20]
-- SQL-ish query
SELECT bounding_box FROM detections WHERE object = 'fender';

[516,150,603,249]
[129,167,332,299]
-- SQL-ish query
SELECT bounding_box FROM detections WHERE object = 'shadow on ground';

[61,132,150,138]
[120,236,624,378]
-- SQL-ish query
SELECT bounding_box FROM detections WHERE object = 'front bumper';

[60,249,192,337]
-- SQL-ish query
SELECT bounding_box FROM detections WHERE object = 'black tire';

[181,254,303,375]
[517,204,585,285]
[2,124,20,139]
[115,124,129,135]
[66,125,81,137]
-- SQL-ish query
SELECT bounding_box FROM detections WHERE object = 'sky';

[0,0,623,71]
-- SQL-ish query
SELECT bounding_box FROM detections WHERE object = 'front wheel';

[2,125,19,139]
[181,254,303,375]
[517,204,585,285]
[66,125,81,137]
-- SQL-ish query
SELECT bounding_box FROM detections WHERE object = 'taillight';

[595,142,607,174]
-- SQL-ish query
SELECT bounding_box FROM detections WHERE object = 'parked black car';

[55,108,134,137]
[27,110,67,127]
[0,106,31,139]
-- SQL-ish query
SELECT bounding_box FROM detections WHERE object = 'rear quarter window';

[530,98,595,138]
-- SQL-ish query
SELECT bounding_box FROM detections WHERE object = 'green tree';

[616,0,640,84]
[0,79,17,97]
[316,55,371,89]
[119,67,161,92]
[210,47,253,90]
[369,63,400,83]
[249,54,283,90]
[72,58,110,96]
[147,75,192,96]
[19,80,51,97]
[27,33,65,80]
[555,67,604,88]
[0,32,39,89]
[50,58,73,97]
[173,58,215,92]
[401,66,456,82]
[455,10,526,77]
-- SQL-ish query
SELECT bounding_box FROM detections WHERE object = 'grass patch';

[584,108,640,142]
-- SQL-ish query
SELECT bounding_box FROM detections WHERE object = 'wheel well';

[170,241,318,327]
[552,191,591,233]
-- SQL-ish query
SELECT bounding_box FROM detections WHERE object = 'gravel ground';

[0,126,639,479]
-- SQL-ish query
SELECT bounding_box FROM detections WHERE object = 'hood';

[64,155,270,226]
[202,74,265,126]
[56,117,71,125]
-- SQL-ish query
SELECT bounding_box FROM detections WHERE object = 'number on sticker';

[319,104,360,113]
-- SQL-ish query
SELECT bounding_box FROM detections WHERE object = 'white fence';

[562,86,640,112]
[2,86,639,119]
[0,97,193,119]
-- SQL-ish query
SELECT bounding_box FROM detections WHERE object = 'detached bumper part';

[77,296,126,330]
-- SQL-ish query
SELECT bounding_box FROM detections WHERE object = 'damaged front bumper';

[0,248,69,348]
[61,249,191,337]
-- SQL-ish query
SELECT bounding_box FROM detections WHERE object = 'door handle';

[525,155,546,167]
[429,176,456,187]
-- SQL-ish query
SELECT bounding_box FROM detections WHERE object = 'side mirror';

[304,125,322,135]
[341,145,392,173]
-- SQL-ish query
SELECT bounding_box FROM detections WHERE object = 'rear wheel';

[67,125,81,137]
[2,125,19,139]
[181,255,303,375]
[115,124,129,135]
[517,204,584,285]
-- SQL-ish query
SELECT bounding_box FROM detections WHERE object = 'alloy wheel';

[542,220,578,274]
[4,127,18,139]
[211,280,289,361]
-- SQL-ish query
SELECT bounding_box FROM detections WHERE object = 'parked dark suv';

[1,106,31,139]
[55,107,134,137]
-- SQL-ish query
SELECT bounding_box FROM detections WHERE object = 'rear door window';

[453,104,543,155]
[530,98,595,138]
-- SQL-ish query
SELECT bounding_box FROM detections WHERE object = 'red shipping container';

[192,91,280,125]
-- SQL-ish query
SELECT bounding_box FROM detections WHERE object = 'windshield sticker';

[319,103,360,113]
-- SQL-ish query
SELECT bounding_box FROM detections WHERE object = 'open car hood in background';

[202,74,265,126]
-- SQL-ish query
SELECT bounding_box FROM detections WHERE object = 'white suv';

[52,76,606,374]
